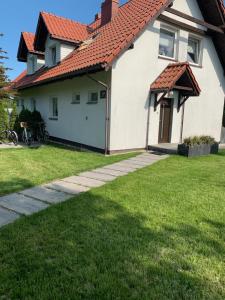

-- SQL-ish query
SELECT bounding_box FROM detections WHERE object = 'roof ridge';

[40,11,88,27]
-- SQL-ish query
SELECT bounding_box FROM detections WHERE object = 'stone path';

[0,152,168,228]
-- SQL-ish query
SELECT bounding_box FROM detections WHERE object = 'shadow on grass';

[0,178,34,196]
[0,191,224,299]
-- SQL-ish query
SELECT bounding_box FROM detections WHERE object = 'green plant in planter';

[183,136,216,146]
[199,135,215,145]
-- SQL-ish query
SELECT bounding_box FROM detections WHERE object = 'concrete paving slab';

[62,176,105,188]
[79,171,116,182]
[132,156,160,162]
[140,153,169,160]
[128,158,155,166]
[118,161,144,169]
[0,207,20,227]
[20,186,72,204]
[105,164,136,173]
[95,168,128,177]
[0,193,49,216]
[44,180,90,195]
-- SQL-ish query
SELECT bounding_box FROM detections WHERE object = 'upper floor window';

[51,47,57,66]
[27,55,36,74]
[31,57,35,73]
[159,27,176,59]
[187,37,201,65]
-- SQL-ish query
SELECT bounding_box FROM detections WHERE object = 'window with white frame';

[31,57,35,73]
[88,91,98,104]
[71,92,81,104]
[159,27,176,58]
[49,97,58,119]
[28,55,36,74]
[21,99,25,110]
[51,46,57,66]
[187,36,201,65]
[30,98,36,111]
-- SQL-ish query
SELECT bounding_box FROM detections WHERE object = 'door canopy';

[150,62,201,111]
[150,62,201,97]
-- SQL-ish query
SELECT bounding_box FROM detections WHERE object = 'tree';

[0,33,11,100]
[0,34,17,131]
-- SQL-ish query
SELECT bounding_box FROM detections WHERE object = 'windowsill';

[188,62,202,68]
[71,102,80,105]
[49,117,58,121]
[86,102,98,105]
[158,55,178,62]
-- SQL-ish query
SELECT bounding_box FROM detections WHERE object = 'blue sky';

[1,0,127,80]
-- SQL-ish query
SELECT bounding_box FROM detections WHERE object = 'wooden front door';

[158,99,173,143]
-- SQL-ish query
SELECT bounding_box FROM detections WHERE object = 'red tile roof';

[22,32,36,53]
[40,11,89,43]
[151,62,201,96]
[14,0,172,89]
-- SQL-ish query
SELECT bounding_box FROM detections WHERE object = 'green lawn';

[0,143,137,196]
[0,151,225,299]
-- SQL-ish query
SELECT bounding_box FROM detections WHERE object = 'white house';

[13,0,225,154]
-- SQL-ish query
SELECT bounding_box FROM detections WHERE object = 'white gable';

[163,0,205,30]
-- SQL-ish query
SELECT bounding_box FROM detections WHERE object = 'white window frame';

[30,98,36,112]
[187,34,203,66]
[30,56,36,73]
[87,91,98,104]
[158,24,178,60]
[21,99,25,110]
[50,46,57,66]
[49,96,58,120]
[71,92,81,104]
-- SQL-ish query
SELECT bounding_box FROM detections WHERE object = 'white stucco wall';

[60,43,75,60]
[45,36,75,67]
[110,0,225,151]
[20,71,110,150]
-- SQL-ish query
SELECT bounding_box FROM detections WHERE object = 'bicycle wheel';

[9,131,18,146]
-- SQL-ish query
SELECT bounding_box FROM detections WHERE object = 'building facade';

[14,0,225,153]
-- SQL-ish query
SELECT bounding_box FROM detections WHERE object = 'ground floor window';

[71,92,81,104]
[88,91,98,104]
[49,97,58,119]
[30,98,36,111]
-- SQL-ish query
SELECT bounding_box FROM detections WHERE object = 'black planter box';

[178,143,219,157]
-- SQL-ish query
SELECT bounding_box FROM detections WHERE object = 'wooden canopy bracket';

[177,94,189,112]
[154,91,167,111]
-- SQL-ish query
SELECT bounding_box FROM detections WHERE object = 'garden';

[0,150,224,299]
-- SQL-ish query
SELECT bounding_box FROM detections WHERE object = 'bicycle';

[0,128,18,146]
[36,122,49,142]
[20,122,33,146]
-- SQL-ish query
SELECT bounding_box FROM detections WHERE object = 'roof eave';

[16,63,107,90]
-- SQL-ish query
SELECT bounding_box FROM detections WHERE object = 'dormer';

[34,12,89,67]
[17,32,45,75]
